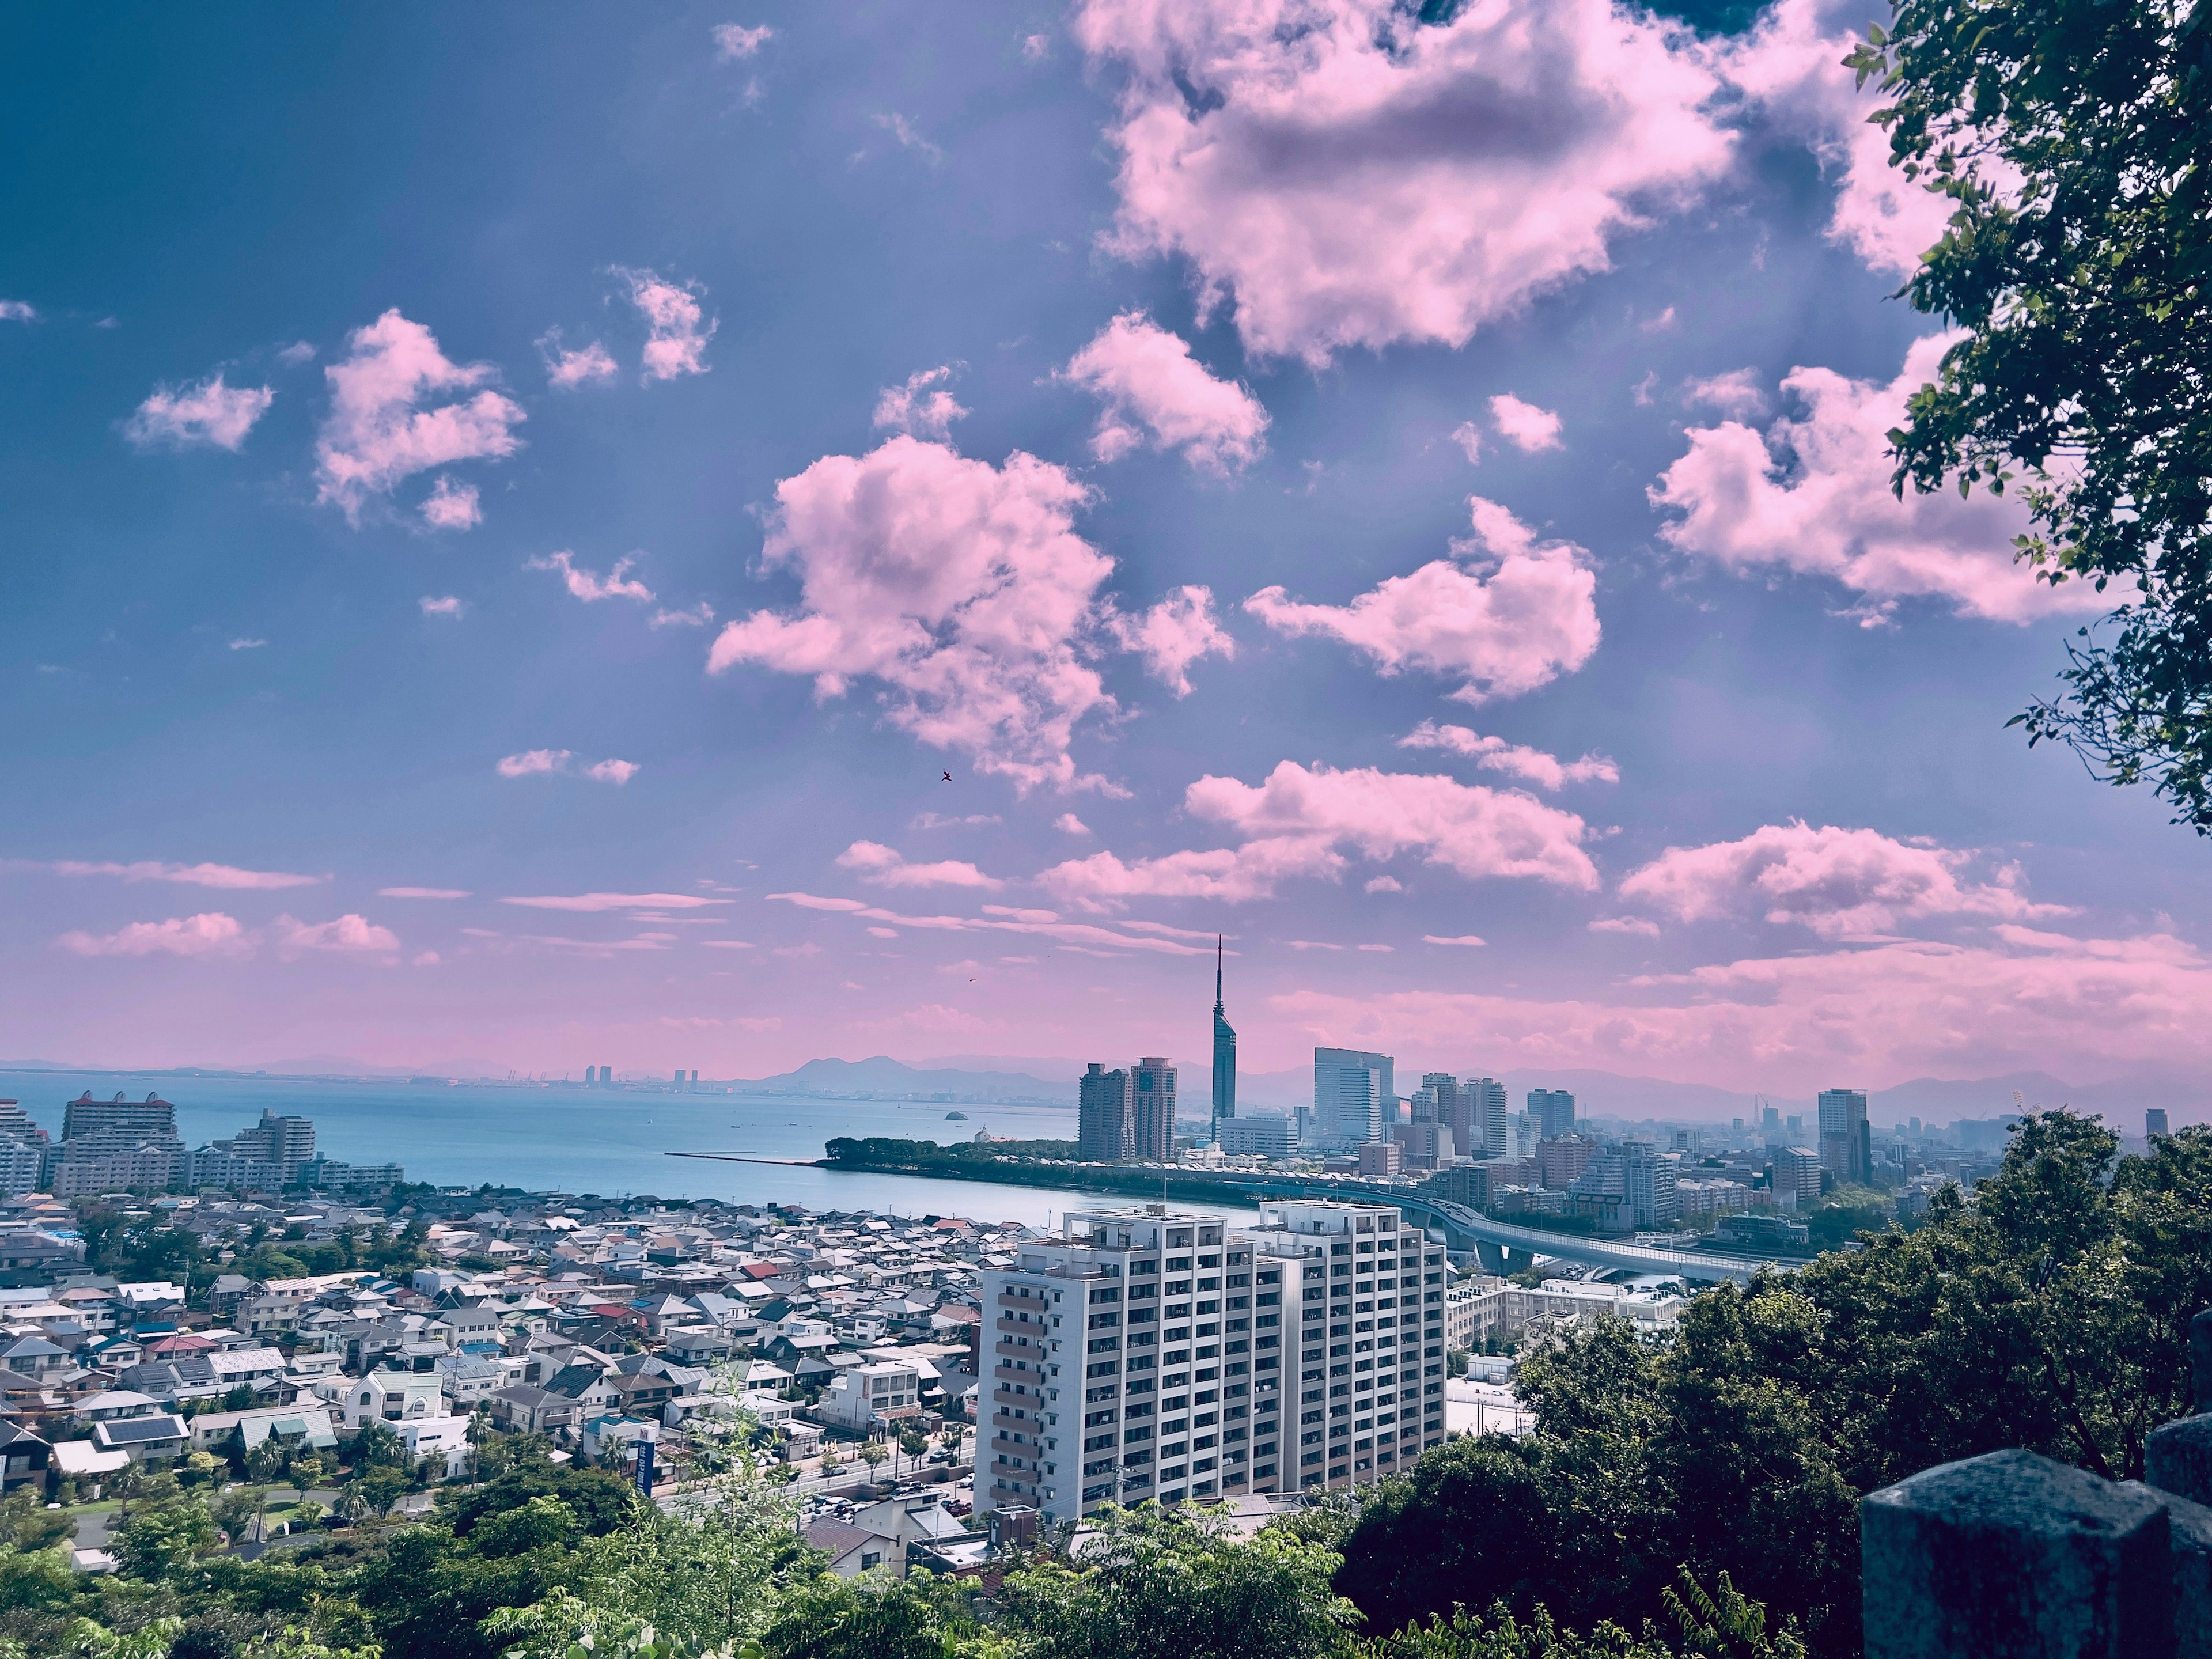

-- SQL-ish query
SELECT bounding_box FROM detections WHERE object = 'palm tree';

[332,1490,370,1528]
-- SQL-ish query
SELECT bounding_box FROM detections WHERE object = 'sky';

[4,0,2209,1100]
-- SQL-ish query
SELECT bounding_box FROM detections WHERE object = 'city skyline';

[5,4,2211,1098]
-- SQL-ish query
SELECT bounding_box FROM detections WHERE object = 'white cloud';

[582,759,640,786]
[538,329,620,389]
[1021,32,1051,60]
[1398,720,1618,790]
[1055,813,1092,836]
[1041,759,1597,906]
[276,340,316,366]
[1108,585,1234,696]
[123,373,275,452]
[768,891,1213,956]
[1424,933,1486,946]
[57,912,251,959]
[873,112,943,164]
[0,301,37,322]
[228,638,267,652]
[1651,334,2108,625]
[1589,915,1661,937]
[496,749,571,778]
[1245,495,1599,702]
[1681,368,1768,418]
[313,310,524,525]
[1489,394,1562,453]
[1059,312,1270,473]
[380,887,470,899]
[873,366,968,440]
[20,858,322,890]
[527,550,656,604]
[1365,876,1403,893]
[713,22,774,58]
[912,812,1002,830]
[836,840,1003,890]
[1073,0,1734,364]
[708,436,1117,791]
[1618,821,2074,938]
[419,475,482,530]
[1450,422,1483,464]
[419,595,464,618]
[615,267,715,381]
[412,950,441,967]
[503,892,732,912]
[649,602,715,628]
[274,914,401,956]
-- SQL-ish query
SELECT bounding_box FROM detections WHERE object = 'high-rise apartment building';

[53,1091,184,1197]
[1773,1146,1823,1207]
[63,1091,177,1143]
[1211,941,1237,1137]
[1078,1065,1134,1162]
[214,1109,316,1173]
[1468,1077,1508,1156]
[975,1201,1448,1525]
[1622,1143,1681,1228]
[1817,1089,1871,1186]
[2147,1108,2171,1138]
[1422,1073,1465,1153]
[1315,1048,1393,1147]
[1132,1059,1177,1162]
[1529,1088,1576,1139]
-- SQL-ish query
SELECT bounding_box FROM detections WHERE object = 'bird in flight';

[941,771,952,782]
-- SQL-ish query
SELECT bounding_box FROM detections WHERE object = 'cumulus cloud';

[1681,368,1768,418]
[1618,821,2074,938]
[1108,585,1234,696]
[527,550,656,603]
[1041,759,1597,906]
[615,267,715,381]
[314,310,524,525]
[379,887,470,899]
[1398,720,1618,790]
[713,22,774,58]
[1425,933,1486,946]
[20,858,323,891]
[1719,0,1958,279]
[1073,0,1734,364]
[0,301,37,322]
[228,638,267,652]
[836,840,1003,890]
[419,475,481,530]
[1059,312,1270,473]
[649,602,715,629]
[538,329,619,389]
[419,595,464,618]
[583,759,640,785]
[873,366,968,440]
[57,912,251,959]
[1590,915,1661,937]
[1245,496,1599,702]
[503,892,731,912]
[1488,394,1562,453]
[123,373,274,451]
[1056,813,1092,836]
[1651,335,2108,625]
[274,914,401,956]
[708,436,1116,791]
[496,749,571,778]
[1277,929,2212,1094]
[276,340,316,366]
[769,891,1212,956]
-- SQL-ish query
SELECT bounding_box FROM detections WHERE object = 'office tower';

[978,1209,1286,1523]
[1211,940,1237,1138]
[1314,1049,1393,1147]
[1761,1104,1781,1139]
[1529,1088,1576,1139]
[1537,1135,1595,1189]
[1467,1077,1507,1155]
[1409,1085,1437,1124]
[1774,1146,1823,1207]
[1078,1065,1135,1162]
[1218,1116,1294,1158]
[1422,1073,1465,1153]
[1623,1143,1682,1228]
[1818,1089,1871,1185]
[2147,1108,2171,1138]
[1132,1058,1177,1162]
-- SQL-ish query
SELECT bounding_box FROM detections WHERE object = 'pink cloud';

[836,840,1003,891]
[1245,495,1599,702]
[526,550,655,604]
[1398,719,1618,790]
[22,858,320,891]
[1059,312,1269,473]
[768,891,1212,956]
[496,749,571,778]
[538,330,619,389]
[707,436,1116,791]
[274,914,400,956]
[873,367,968,440]
[502,892,732,912]
[419,596,464,618]
[1073,0,1734,364]
[649,602,715,629]
[1109,585,1234,696]
[419,475,481,530]
[1681,368,1768,418]
[1055,813,1092,836]
[1590,915,1661,937]
[615,267,715,381]
[1423,933,1486,947]
[1041,759,1598,905]
[1650,335,2109,625]
[1618,820,2074,938]
[313,310,524,525]
[582,759,640,786]
[1272,929,2212,1094]
[713,22,774,59]
[1449,422,1484,464]
[56,912,251,959]
[1488,394,1562,453]
[379,887,470,899]
[123,373,274,452]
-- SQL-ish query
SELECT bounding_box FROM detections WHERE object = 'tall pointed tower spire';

[1210,937,1236,1138]
[1214,936,1225,1016]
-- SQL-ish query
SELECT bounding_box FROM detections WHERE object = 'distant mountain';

[732,1055,1077,1104]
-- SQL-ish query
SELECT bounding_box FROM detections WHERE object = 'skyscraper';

[1469,1077,1508,1155]
[1313,1048,1393,1147]
[1422,1073,1463,1150]
[1132,1058,1177,1161]
[1078,1064,1134,1162]
[1817,1088,1870,1185]
[1529,1088,1575,1139]
[1211,938,1237,1139]
[2147,1108,2171,1138]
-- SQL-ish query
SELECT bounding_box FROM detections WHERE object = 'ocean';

[0,1069,1259,1226]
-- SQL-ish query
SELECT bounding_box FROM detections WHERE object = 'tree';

[758,1572,986,1659]
[858,1442,888,1482]
[999,1504,1360,1659]
[113,1499,218,1578]
[1845,0,2212,828]
[350,1422,402,1471]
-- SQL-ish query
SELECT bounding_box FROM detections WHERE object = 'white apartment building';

[978,1200,1448,1525]
[820,1361,920,1433]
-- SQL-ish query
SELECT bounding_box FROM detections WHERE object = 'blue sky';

[4,0,2206,1098]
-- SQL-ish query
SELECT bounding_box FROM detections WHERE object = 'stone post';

[1862,1448,2173,1659]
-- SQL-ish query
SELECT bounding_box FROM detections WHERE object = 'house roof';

[96,1414,186,1446]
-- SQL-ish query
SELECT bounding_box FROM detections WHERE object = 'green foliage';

[437,1463,639,1542]
[1332,1113,2212,1659]
[0,1491,77,1554]
[1000,1505,1359,1659]
[1845,0,2212,827]
[1362,1571,1803,1659]
[756,1573,994,1659]
[115,1502,218,1580]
